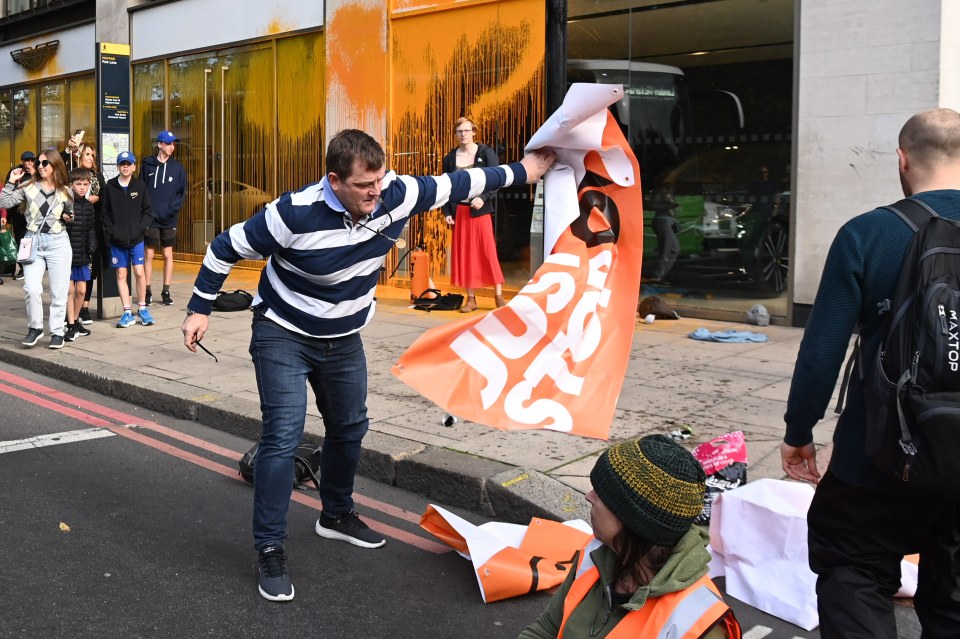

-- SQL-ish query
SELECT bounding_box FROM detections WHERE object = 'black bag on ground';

[239,442,321,490]
[413,288,464,311]
[839,198,960,496]
[213,289,254,312]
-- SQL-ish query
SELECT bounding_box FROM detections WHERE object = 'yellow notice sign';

[100,42,130,56]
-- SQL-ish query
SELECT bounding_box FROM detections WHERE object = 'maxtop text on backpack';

[855,198,960,495]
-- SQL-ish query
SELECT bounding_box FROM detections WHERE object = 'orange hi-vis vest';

[557,567,741,639]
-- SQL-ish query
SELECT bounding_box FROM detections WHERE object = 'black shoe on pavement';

[257,545,294,602]
[161,290,173,306]
[145,289,153,306]
[48,335,64,349]
[64,324,78,342]
[14,268,24,281]
[22,328,43,347]
[74,322,91,337]
[315,511,386,549]
[78,307,92,325]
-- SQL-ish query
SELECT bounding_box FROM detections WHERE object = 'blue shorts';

[110,242,145,268]
[70,265,91,282]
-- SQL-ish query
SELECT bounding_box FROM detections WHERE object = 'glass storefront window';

[133,61,166,167]
[13,86,37,162]
[277,33,324,196]
[567,0,794,317]
[0,91,11,175]
[132,34,331,263]
[38,82,65,153]
[68,76,96,158]
[389,0,545,288]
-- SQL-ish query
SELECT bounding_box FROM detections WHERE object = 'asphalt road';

[0,362,917,638]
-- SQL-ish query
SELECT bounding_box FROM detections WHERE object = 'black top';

[440,143,499,218]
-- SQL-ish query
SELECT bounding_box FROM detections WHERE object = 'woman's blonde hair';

[454,116,478,136]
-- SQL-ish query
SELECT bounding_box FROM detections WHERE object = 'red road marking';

[0,369,448,553]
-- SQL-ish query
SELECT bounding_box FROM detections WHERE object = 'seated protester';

[518,435,741,639]
[64,168,97,341]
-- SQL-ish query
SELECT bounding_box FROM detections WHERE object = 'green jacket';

[517,527,732,639]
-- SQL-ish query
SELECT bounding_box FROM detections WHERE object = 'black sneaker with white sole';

[257,544,294,602]
[78,307,92,325]
[315,511,386,549]
[22,328,43,347]
[74,322,91,337]
[48,335,64,349]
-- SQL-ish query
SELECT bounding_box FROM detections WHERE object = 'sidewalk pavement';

[0,262,840,523]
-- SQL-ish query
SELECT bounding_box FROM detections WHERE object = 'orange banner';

[392,108,642,439]
[420,505,594,603]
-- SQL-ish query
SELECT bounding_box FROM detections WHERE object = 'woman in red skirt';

[441,117,505,313]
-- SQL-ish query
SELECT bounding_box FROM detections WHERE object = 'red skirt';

[450,204,504,289]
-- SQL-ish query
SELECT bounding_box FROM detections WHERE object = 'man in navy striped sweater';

[181,128,554,601]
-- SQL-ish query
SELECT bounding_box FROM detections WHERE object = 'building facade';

[0,0,957,326]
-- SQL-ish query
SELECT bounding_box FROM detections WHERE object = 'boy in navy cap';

[102,151,154,327]
[141,130,185,306]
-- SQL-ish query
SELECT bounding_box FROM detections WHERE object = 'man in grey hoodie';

[141,130,186,306]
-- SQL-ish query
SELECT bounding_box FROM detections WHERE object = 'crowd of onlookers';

[0,130,185,349]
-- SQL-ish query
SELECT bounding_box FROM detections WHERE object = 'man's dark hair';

[326,129,385,180]
[68,168,92,183]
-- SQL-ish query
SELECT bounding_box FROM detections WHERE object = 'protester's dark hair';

[326,129,385,180]
[610,528,673,590]
[68,168,92,183]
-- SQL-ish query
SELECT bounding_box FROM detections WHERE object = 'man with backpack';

[780,108,960,638]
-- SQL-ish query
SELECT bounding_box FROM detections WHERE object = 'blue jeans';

[249,309,370,551]
[23,231,72,336]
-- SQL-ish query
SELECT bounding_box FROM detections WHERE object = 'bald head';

[899,108,960,169]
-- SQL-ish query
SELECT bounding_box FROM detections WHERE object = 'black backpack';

[213,289,254,312]
[238,443,321,490]
[840,197,960,495]
[412,288,464,312]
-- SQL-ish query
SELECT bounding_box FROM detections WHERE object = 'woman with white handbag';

[0,150,74,349]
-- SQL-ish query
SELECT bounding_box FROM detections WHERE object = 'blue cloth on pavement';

[688,327,769,343]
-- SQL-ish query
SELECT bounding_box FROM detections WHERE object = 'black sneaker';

[13,268,24,281]
[145,289,153,306]
[257,545,294,602]
[64,325,78,342]
[161,290,173,306]
[74,322,91,337]
[22,328,43,347]
[48,335,64,349]
[78,307,92,325]
[315,511,386,549]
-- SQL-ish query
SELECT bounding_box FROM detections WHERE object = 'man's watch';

[185,309,196,316]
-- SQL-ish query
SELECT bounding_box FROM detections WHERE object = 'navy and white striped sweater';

[187,162,527,337]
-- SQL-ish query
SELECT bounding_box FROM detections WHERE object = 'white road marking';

[0,428,115,454]
[742,627,774,639]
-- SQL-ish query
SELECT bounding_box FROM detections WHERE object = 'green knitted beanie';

[590,434,706,546]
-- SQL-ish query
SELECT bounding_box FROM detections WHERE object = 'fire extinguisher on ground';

[410,248,430,300]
